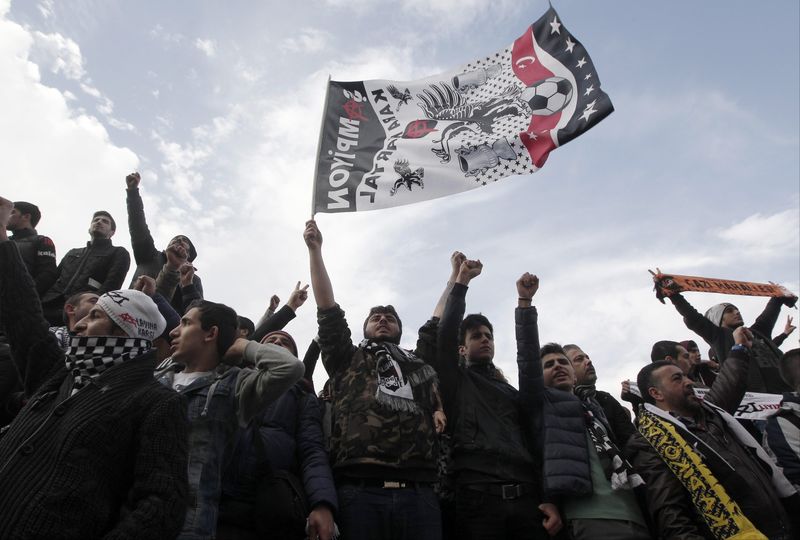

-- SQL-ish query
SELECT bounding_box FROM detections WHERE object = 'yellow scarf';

[637,408,766,540]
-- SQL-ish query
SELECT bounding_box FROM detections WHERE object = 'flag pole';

[310,75,331,219]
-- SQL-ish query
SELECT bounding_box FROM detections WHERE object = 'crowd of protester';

[0,173,799,540]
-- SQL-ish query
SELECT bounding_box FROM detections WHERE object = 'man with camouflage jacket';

[304,220,448,540]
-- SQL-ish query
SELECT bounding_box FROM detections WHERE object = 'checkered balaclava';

[66,336,151,393]
[65,290,165,393]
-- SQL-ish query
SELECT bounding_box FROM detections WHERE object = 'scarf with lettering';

[65,336,150,393]
[362,339,437,413]
[637,407,766,540]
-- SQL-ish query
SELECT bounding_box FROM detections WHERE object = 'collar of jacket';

[10,228,37,240]
[86,238,113,248]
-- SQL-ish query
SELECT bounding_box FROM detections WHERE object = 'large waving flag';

[312,6,613,214]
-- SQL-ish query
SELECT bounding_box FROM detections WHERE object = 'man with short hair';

[628,327,798,539]
[125,172,203,313]
[658,286,797,392]
[564,344,636,446]
[6,200,57,295]
[41,210,130,325]
[650,340,692,375]
[48,291,100,350]
[540,343,649,539]
[680,339,718,387]
[435,257,560,540]
[156,299,304,540]
[303,219,445,540]
[0,194,189,539]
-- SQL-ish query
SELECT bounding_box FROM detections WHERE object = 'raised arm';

[0,197,63,395]
[434,257,481,412]
[515,273,542,400]
[704,326,753,415]
[667,293,718,345]
[415,252,468,363]
[125,172,160,264]
[431,251,464,319]
[304,220,335,310]
[231,339,305,426]
[773,315,796,347]
[252,282,308,342]
[305,220,355,375]
[751,296,795,339]
[254,294,281,329]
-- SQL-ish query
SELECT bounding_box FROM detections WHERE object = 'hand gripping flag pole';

[311,6,613,214]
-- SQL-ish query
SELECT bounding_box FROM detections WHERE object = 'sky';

[2,0,798,399]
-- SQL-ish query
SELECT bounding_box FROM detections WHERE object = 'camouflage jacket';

[318,304,439,481]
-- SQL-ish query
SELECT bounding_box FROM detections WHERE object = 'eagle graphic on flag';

[312,6,613,214]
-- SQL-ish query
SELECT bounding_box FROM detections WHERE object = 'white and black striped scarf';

[65,336,150,393]
[362,339,437,413]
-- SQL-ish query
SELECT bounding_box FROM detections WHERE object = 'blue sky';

[2,0,798,397]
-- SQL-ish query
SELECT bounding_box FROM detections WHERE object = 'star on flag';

[550,16,561,34]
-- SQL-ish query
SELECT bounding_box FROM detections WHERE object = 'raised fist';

[126,172,141,190]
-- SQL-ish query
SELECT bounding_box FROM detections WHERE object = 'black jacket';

[221,384,338,516]
[433,283,541,485]
[0,240,188,540]
[41,237,130,304]
[9,228,57,296]
[126,187,202,313]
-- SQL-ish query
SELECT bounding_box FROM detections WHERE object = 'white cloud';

[194,37,216,57]
[716,209,800,255]
[280,28,331,53]
[37,0,54,19]
[0,10,138,265]
[31,30,85,80]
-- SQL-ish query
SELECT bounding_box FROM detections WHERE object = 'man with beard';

[40,209,130,325]
[564,344,635,446]
[303,219,447,540]
[628,326,798,539]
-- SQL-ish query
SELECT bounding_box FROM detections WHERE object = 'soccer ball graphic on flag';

[521,77,574,116]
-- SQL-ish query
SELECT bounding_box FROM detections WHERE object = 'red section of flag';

[512,27,559,168]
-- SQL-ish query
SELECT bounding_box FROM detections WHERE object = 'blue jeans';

[338,484,442,540]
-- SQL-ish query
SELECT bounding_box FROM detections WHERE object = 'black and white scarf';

[362,339,437,413]
[576,385,644,490]
[65,336,150,393]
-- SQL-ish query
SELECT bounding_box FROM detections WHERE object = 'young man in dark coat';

[40,209,130,325]
[0,194,189,540]
[6,200,57,296]
[434,255,561,540]
[125,171,202,313]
